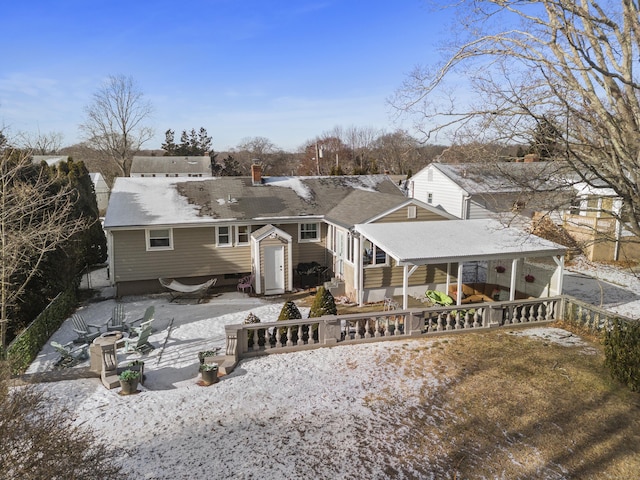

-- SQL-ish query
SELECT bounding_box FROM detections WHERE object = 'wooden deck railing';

[221,296,568,371]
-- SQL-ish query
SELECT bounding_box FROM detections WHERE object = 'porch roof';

[355,219,566,265]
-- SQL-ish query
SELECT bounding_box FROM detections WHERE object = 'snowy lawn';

[22,258,640,478]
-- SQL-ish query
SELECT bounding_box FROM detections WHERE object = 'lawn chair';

[129,306,154,336]
[122,323,155,354]
[106,304,128,333]
[70,313,102,343]
[130,318,154,338]
[51,341,89,367]
[237,274,254,293]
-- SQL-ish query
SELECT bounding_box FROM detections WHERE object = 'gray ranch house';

[104,165,566,305]
[104,165,452,299]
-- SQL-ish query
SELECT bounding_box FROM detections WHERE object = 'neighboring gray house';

[130,155,213,177]
[89,172,110,215]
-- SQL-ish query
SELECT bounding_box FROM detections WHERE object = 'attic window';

[146,228,173,251]
[407,205,417,219]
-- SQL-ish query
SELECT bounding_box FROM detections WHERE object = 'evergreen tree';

[277,301,302,320]
[276,301,302,345]
[308,286,337,318]
[244,312,263,348]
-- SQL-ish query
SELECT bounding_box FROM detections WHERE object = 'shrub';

[244,312,264,348]
[276,301,302,344]
[604,318,640,392]
[309,286,337,317]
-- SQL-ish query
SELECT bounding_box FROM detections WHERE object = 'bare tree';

[16,130,64,155]
[80,74,153,177]
[0,147,89,351]
[392,0,640,237]
[0,363,121,479]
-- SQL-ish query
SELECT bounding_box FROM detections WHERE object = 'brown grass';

[364,323,640,479]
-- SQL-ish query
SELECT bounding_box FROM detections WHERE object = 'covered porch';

[353,219,567,309]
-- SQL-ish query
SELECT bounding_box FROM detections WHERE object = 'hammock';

[159,277,217,302]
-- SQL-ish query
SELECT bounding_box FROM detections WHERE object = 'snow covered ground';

[24,258,640,479]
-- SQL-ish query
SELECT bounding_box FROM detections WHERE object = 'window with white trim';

[299,222,320,242]
[236,225,250,245]
[407,205,417,218]
[346,232,354,263]
[363,239,388,266]
[216,226,231,246]
[146,228,173,251]
[427,192,433,204]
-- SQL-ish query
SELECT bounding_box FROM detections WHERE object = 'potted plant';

[198,349,220,365]
[525,274,535,283]
[495,265,506,273]
[126,360,145,385]
[199,363,219,385]
[119,369,140,395]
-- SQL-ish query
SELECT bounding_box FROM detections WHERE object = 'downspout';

[462,194,471,219]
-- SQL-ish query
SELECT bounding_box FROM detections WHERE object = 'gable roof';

[104,175,407,229]
[431,161,573,195]
[355,219,566,265]
[130,156,212,175]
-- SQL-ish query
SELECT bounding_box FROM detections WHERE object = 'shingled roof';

[104,175,408,228]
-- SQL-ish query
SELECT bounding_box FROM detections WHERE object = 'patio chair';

[70,313,102,344]
[130,318,154,338]
[122,323,155,354]
[106,304,129,333]
[51,341,89,367]
[237,274,254,293]
[383,297,399,311]
[129,306,154,336]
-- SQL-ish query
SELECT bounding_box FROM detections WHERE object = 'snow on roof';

[104,177,211,228]
[263,177,313,200]
[355,219,566,265]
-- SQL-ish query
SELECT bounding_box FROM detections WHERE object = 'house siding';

[362,263,450,289]
[372,205,446,223]
[410,166,465,219]
[112,227,252,284]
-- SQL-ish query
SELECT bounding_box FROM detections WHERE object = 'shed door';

[264,245,285,294]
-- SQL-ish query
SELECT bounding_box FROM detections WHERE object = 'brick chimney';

[251,163,262,185]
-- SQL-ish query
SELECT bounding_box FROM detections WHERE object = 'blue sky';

[1,1,448,151]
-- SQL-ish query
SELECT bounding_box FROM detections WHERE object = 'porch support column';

[445,263,451,293]
[402,264,419,310]
[553,255,565,296]
[509,258,518,301]
[456,262,463,306]
[355,235,363,307]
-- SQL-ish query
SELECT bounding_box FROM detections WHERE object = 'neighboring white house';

[130,156,213,177]
[407,160,574,222]
[89,172,110,214]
